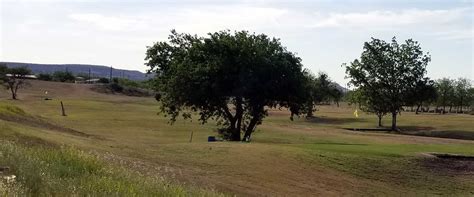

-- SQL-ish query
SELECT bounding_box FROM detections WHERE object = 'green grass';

[0,103,26,116]
[0,139,222,196]
[295,142,474,195]
[1,81,473,196]
[0,104,222,196]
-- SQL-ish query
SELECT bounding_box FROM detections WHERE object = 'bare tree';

[3,66,32,100]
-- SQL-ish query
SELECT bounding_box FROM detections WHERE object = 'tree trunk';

[449,105,452,113]
[442,105,446,114]
[306,103,314,117]
[230,127,240,141]
[415,103,421,114]
[336,101,339,107]
[391,112,397,132]
[243,117,258,142]
[460,97,463,113]
[378,115,382,127]
[228,118,240,141]
[10,87,16,100]
[235,97,243,132]
[223,104,241,141]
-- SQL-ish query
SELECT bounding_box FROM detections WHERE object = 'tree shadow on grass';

[407,130,474,141]
[305,116,368,125]
[398,126,436,132]
[344,126,474,141]
[311,142,369,146]
[398,126,474,140]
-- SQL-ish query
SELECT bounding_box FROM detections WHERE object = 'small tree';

[37,73,53,81]
[349,87,390,127]
[98,78,110,84]
[3,67,32,100]
[435,78,455,114]
[0,64,7,82]
[453,78,472,113]
[468,88,474,113]
[406,78,437,114]
[299,71,333,118]
[52,71,75,82]
[329,84,343,107]
[345,37,430,131]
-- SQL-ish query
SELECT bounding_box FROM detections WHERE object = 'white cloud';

[68,6,288,33]
[173,6,288,34]
[433,29,474,40]
[69,13,147,31]
[312,8,468,29]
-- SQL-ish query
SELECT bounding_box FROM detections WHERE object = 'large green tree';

[146,30,307,141]
[345,37,431,131]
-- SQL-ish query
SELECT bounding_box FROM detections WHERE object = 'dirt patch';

[421,153,474,175]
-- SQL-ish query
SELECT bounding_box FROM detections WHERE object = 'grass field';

[1,80,473,196]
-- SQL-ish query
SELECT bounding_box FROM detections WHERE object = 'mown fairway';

[1,80,474,196]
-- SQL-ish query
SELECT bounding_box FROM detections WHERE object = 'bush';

[108,83,123,92]
[97,78,109,84]
[37,73,52,81]
[52,71,75,82]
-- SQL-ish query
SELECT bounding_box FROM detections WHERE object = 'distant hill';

[330,82,349,94]
[0,62,152,81]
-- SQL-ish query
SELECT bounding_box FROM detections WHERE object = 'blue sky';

[1,0,472,85]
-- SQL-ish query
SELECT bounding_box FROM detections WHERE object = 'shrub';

[97,78,109,84]
[52,71,75,82]
[108,83,123,92]
[37,73,52,81]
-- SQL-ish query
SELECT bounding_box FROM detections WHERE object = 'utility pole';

[109,66,113,81]
[88,68,91,83]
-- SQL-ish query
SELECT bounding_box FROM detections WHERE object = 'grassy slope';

[1,80,474,196]
[0,104,222,196]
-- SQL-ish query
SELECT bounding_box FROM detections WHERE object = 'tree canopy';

[345,37,431,131]
[145,30,307,141]
[299,71,337,117]
[0,65,32,100]
[405,78,437,114]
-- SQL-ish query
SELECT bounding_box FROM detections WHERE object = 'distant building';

[75,78,101,84]
[74,77,85,84]
[5,74,38,79]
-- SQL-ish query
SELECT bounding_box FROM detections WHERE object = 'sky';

[1,0,473,85]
